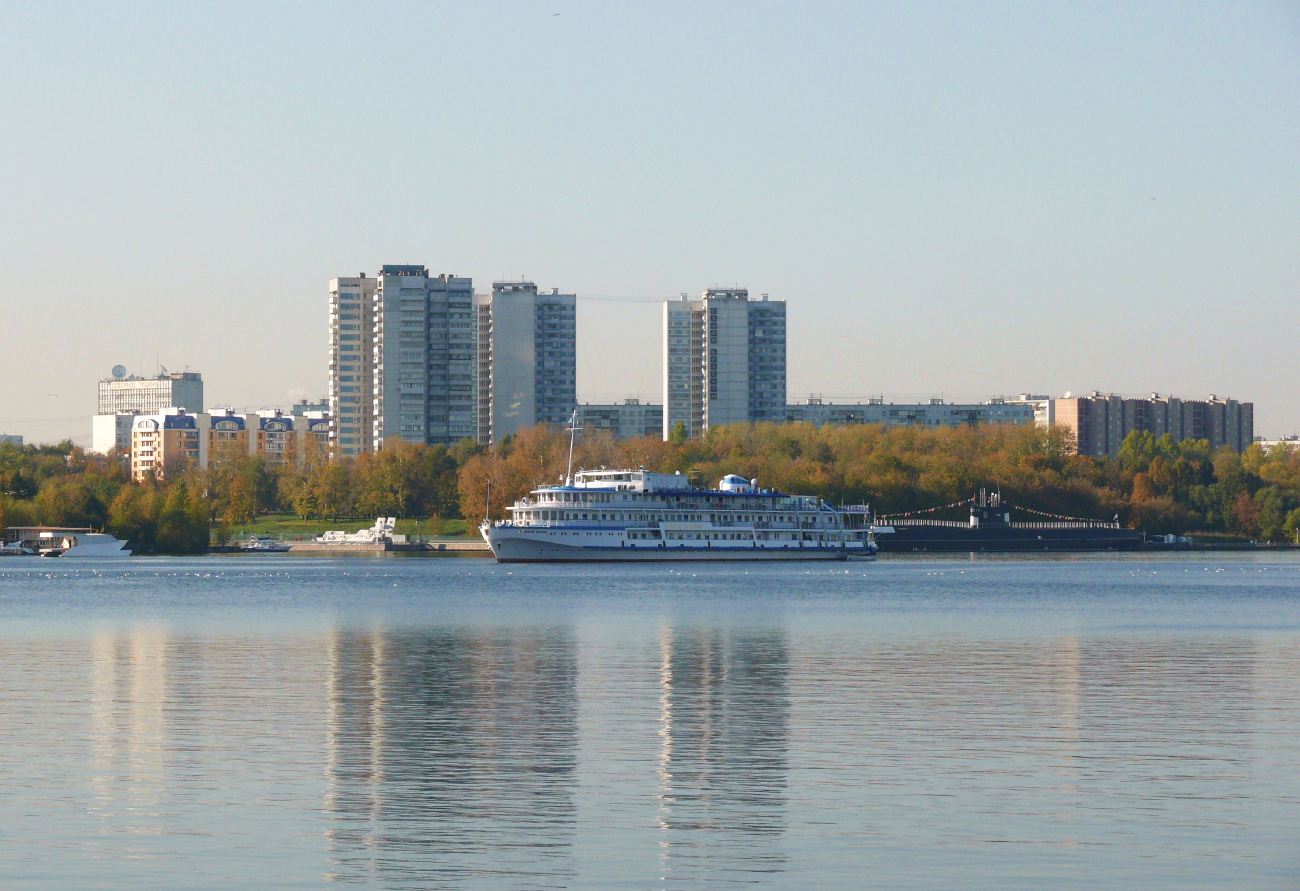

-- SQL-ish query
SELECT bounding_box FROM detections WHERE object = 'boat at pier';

[241,536,291,553]
[868,489,1144,552]
[4,527,131,557]
[482,469,877,563]
[481,412,876,564]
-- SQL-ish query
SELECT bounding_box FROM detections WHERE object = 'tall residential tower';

[328,274,378,455]
[662,289,785,439]
[372,265,477,447]
[329,266,477,455]
[474,281,576,444]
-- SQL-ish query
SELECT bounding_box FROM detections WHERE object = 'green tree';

[108,484,160,553]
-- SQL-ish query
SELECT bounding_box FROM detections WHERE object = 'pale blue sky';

[1,2,1297,443]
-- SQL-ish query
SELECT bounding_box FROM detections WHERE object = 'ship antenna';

[484,480,491,524]
[565,408,581,487]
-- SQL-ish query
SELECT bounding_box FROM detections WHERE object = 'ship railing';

[883,518,1119,529]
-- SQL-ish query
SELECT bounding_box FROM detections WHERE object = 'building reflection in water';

[323,627,579,888]
[787,633,1262,864]
[86,628,169,851]
[655,626,789,884]
[0,610,1295,888]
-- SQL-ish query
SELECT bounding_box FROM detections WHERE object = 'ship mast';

[565,408,581,486]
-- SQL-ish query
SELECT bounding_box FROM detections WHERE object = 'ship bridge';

[570,469,693,493]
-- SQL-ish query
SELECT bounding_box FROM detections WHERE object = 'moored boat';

[38,532,131,558]
[869,489,1144,552]
[241,536,291,553]
[482,469,877,563]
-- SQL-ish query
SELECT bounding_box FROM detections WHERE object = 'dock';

[286,540,491,555]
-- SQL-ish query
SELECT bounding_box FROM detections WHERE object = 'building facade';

[576,399,663,440]
[99,372,203,416]
[663,295,704,439]
[1006,394,1055,426]
[0,434,22,446]
[299,411,331,455]
[662,289,786,439]
[207,409,248,464]
[131,409,201,481]
[91,414,136,454]
[131,409,330,480]
[252,410,297,464]
[372,266,477,448]
[786,397,1035,428]
[1054,392,1254,457]
[328,274,378,456]
[474,281,577,444]
[291,399,329,417]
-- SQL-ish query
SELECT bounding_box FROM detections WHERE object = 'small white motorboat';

[39,532,131,558]
[241,536,291,553]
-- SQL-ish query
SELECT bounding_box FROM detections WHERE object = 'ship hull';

[485,528,873,563]
[872,525,1143,553]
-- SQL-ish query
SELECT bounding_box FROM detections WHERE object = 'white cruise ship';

[481,469,877,563]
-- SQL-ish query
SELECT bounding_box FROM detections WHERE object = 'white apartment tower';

[372,265,477,447]
[475,281,577,444]
[328,274,378,455]
[662,289,786,439]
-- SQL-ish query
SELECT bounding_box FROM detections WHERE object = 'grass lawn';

[224,514,474,541]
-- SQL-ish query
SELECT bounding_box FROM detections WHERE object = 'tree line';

[3,422,1299,553]
[0,438,471,553]
[457,421,1300,542]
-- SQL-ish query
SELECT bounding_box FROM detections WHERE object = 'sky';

[1,1,1297,444]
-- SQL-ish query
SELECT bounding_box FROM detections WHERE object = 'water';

[1,554,1298,889]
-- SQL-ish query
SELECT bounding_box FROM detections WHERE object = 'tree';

[156,480,208,554]
[1284,507,1300,544]
[108,484,160,553]
[318,462,354,521]
[668,421,688,445]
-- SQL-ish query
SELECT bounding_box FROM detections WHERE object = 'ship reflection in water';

[652,629,789,883]
[0,561,1298,889]
[320,629,579,887]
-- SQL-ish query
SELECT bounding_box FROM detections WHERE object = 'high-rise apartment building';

[1054,392,1254,457]
[330,267,478,453]
[474,281,576,444]
[328,274,377,455]
[372,266,477,448]
[663,295,704,439]
[662,289,786,439]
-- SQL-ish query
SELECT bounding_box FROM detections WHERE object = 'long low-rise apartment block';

[130,408,330,481]
[786,397,1035,428]
[1054,392,1253,457]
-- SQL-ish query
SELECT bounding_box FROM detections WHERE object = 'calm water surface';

[1,554,1298,889]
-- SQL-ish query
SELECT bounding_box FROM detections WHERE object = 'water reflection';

[0,558,1298,891]
[787,635,1260,861]
[655,627,789,883]
[86,629,169,851]
[323,628,579,888]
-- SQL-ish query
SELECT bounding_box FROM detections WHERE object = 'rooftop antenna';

[565,408,582,486]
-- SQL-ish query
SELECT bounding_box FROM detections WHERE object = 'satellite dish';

[111,365,127,380]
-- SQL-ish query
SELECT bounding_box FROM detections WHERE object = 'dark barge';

[864,490,1144,553]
